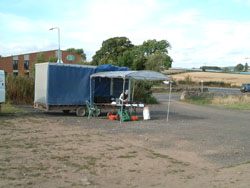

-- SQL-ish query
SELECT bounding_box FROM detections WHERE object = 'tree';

[132,56,147,70]
[91,37,134,65]
[222,67,230,73]
[48,56,58,62]
[200,66,221,71]
[244,63,249,72]
[91,37,173,71]
[145,51,172,72]
[234,63,244,72]
[66,48,86,61]
[139,39,171,56]
[35,53,46,63]
[134,39,172,71]
[117,50,135,68]
[30,53,46,77]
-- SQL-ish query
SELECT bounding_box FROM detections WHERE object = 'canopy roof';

[90,70,171,81]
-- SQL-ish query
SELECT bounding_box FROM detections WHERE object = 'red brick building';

[0,50,82,76]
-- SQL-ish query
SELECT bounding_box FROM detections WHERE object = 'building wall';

[0,50,82,76]
[0,56,12,73]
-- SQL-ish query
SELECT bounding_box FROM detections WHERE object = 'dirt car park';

[1,94,250,188]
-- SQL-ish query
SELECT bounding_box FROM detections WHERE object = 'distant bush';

[178,75,195,85]
[177,78,232,88]
[203,81,231,87]
[178,80,196,85]
[5,75,34,104]
[200,66,222,71]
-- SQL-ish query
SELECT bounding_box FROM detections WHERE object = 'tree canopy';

[92,37,134,65]
[234,63,244,72]
[244,63,249,72]
[66,48,86,61]
[145,51,172,72]
[139,39,171,56]
[91,37,172,71]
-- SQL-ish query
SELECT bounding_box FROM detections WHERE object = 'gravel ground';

[13,94,250,168]
[2,95,250,187]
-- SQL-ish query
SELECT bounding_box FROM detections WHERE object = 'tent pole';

[167,82,172,122]
[120,77,126,124]
[90,77,92,104]
[132,80,135,101]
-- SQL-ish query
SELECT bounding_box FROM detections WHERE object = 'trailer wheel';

[62,110,70,114]
[76,107,86,117]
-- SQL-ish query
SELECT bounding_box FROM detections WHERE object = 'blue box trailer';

[34,63,130,116]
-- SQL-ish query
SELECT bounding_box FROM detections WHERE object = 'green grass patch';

[151,152,190,166]
[183,95,250,110]
[128,169,136,172]
[118,153,137,159]
[215,103,250,110]
[183,96,212,105]
[225,161,250,168]
[0,120,14,127]
[1,104,26,114]
[152,152,169,159]
[26,118,44,124]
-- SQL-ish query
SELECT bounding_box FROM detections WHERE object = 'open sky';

[1,0,250,68]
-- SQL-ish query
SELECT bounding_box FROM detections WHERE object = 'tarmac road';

[207,87,241,94]
[12,96,250,168]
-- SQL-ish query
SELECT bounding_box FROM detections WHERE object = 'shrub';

[178,76,195,85]
[5,75,34,104]
[203,81,231,87]
[133,81,158,104]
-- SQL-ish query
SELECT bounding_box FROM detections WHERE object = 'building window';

[24,60,29,70]
[25,72,29,77]
[13,60,18,70]
[13,72,18,76]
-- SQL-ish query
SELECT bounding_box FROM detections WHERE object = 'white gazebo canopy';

[90,70,171,81]
[90,70,172,122]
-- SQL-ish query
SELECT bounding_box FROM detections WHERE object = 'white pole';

[201,80,203,93]
[128,79,131,101]
[49,27,62,63]
[90,77,92,104]
[132,80,135,101]
[167,82,172,122]
[120,77,126,124]
[58,28,61,63]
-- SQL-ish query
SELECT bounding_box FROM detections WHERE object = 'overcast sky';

[1,0,250,68]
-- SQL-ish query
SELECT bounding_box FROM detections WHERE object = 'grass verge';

[182,95,250,110]
[0,104,26,115]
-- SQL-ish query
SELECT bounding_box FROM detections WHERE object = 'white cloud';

[0,13,50,33]
[232,0,250,5]
[1,1,250,68]
[162,8,200,25]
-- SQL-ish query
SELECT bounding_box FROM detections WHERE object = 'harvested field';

[170,72,250,86]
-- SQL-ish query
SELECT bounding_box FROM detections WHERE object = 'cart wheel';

[62,110,70,114]
[76,107,86,117]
